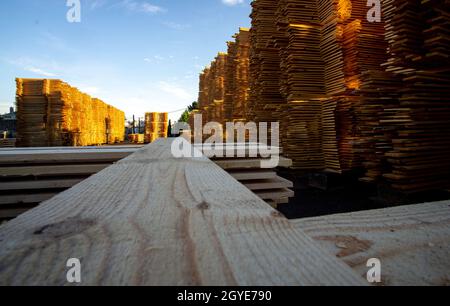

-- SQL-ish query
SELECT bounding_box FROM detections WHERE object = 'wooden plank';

[0,139,365,286]
[291,201,450,286]
[0,193,57,205]
[0,179,84,191]
[254,188,295,200]
[214,156,292,169]
[242,176,293,190]
[0,164,110,177]
[0,149,136,165]
[228,169,278,181]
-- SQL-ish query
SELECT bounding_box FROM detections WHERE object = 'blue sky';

[0,0,251,121]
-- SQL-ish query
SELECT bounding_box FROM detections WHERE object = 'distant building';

[0,106,17,138]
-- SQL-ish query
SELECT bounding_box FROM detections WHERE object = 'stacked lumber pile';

[248,0,285,123]
[380,0,450,192]
[128,134,145,144]
[207,53,227,125]
[356,0,450,192]
[0,139,16,148]
[200,143,295,207]
[144,112,168,143]
[196,31,251,141]
[317,0,387,172]
[16,79,125,147]
[0,146,138,220]
[275,0,326,170]
[197,53,228,133]
[197,0,449,192]
[224,28,251,122]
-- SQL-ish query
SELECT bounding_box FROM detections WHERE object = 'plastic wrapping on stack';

[144,112,168,143]
[16,78,125,147]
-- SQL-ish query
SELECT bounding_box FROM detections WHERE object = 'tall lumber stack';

[196,0,449,192]
[144,112,168,143]
[275,0,326,169]
[196,29,250,136]
[197,53,228,130]
[16,79,125,147]
[357,0,450,191]
[248,0,284,123]
[224,28,251,122]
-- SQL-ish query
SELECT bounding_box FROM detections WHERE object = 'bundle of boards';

[195,0,450,193]
[356,0,450,192]
[197,53,228,129]
[16,78,125,147]
[195,143,295,207]
[0,139,15,148]
[144,112,168,143]
[194,29,251,139]
[0,146,139,220]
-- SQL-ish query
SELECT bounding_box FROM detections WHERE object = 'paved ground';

[277,169,450,219]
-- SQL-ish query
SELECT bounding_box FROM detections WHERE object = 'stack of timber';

[197,143,294,207]
[0,139,366,286]
[16,79,125,147]
[224,28,251,122]
[356,0,450,192]
[0,139,16,148]
[197,53,228,136]
[0,146,139,220]
[274,0,326,170]
[248,0,285,123]
[208,53,227,126]
[381,0,450,192]
[198,0,449,193]
[128,134,145,144]
[292,200,450,285]
[144,112,168,143]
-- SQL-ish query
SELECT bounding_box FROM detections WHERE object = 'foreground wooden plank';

[0,139,365,286]
[291,201,450,286]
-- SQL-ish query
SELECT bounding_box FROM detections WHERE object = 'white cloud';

[158,81,194,100]
[163,21,191,30]
[76,85,101,95]
[222,0,245,6]
[117,0,166,14]
[90,0,108,10]
[5,57,58,77]
[26,67,57,77]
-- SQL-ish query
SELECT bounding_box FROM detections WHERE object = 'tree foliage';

[178,101,198,123]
